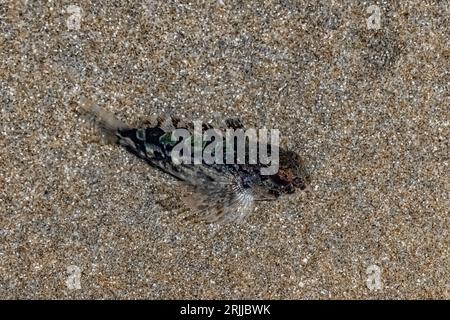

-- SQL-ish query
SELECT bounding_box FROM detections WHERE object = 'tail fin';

[78,97,128,144]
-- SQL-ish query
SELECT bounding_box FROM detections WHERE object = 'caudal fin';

[78,97,128,144]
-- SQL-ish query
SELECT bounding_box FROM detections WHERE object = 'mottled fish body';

[79,98,310,222]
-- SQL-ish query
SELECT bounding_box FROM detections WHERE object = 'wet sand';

[0,1,449,298]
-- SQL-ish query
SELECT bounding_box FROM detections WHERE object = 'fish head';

[268,149,311,195]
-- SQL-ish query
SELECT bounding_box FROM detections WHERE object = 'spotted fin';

[181,170,254,223]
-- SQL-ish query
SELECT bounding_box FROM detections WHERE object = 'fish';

[78,97,310,223]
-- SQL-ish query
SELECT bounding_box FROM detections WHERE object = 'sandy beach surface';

[0,1,449,299]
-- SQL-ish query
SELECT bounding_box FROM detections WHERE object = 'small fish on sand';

[78,98,310,223]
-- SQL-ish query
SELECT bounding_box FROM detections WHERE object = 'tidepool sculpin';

[79,98,310,223]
